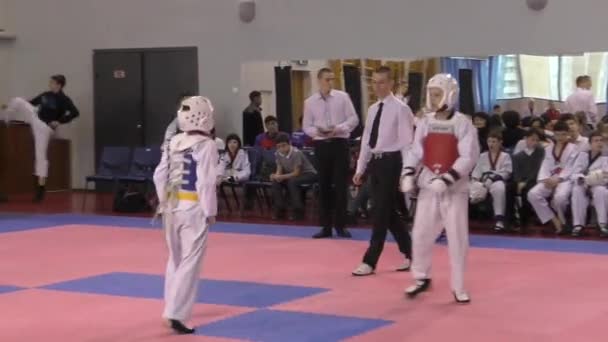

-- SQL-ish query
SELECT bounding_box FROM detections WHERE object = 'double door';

[93,47,198,164]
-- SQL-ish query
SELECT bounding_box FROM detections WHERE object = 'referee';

[352,66,413,276]
[303,68,359,238]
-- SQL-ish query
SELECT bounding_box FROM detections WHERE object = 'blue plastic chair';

[117,146,162,183]
[82,146,131,210]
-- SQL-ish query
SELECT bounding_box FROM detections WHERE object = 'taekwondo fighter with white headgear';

[153,96,219,334]
[400,74,479,304]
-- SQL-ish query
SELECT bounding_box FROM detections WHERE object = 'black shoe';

[572,225,584,237]
[335,228,352,238]
[170,320,195,334]
[313,228,332,239]
[599,225,608,237]
[405,279,432,298]
[34,186,45,203]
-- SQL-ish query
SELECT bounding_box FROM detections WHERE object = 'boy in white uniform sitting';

[570,131,608,237]
[527,121,579,234]
[470,130,512,231]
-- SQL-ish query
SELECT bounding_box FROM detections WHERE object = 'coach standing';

[352,66,413,276]
[303,68,359,238]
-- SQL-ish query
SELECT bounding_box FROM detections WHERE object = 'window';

[560,52,608,102]
[519,55,560,100]
[495,55,521,99]
[496,53,608,103]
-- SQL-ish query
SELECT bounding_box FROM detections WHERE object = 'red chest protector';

[422,118,459,175]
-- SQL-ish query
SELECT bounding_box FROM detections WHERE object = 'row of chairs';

[85,145,321,215]
[83,146,162,209]
[219,146,320,215]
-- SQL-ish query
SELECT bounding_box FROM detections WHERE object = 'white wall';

[0,0,13,102]
[6,0,608,188]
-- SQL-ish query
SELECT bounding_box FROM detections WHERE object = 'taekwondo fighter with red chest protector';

[400,74,479,303]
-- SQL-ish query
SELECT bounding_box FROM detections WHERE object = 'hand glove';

[400,175,415,193]
[484,179,493,189]
[400,167,416,193]
[429,178,448,194]
[428,172,457,195]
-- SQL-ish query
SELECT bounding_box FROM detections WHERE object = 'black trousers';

[315,139,350,230]
[506,180,536,226]
[362,152,412,268]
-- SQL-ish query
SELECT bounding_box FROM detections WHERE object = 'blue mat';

[2,213,608,255]
[197,309,392,342]
[0,285,23,295]
[41,272,328,308]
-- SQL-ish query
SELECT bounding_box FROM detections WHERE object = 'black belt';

[316,138,347,144]
[372,151,400,160]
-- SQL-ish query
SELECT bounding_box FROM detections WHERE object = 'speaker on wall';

[458,69,474,115]
[406,72,423,114]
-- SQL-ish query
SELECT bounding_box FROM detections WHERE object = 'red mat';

[1,225,607,341]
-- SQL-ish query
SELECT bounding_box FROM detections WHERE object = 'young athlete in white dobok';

[153,96,218,334]
[400,73,480,304]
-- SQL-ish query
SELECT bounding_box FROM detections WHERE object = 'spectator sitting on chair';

[270,133,318,221]
[291,116,313,149]
[509,128,545,232]
[501,110,526,150]
[218,134,251,183]
[255,116,283,150]
[472,112,490,152]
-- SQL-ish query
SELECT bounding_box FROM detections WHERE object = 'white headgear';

[585,169,608,187]
[469,181,488,204]
[426,73,459,112]
[177,96,214,133]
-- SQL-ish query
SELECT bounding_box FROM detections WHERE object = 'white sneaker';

[453,291,471,304]
[395,258,411,272]
[352,263,374,276]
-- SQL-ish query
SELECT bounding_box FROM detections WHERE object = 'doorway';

[93,47,198,164]
[290,70,311,131]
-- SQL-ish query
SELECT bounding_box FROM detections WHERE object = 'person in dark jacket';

[242,91,264,146]
[1,74,79,202]
[507,129,545,232]
[501,110,526,150]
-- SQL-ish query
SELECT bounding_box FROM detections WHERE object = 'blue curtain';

[440,57,500,113]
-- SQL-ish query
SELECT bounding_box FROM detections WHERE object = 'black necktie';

[369,102,384,148]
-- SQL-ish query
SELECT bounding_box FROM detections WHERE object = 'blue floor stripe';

[0,285,23,295]
[1,213,607,255]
